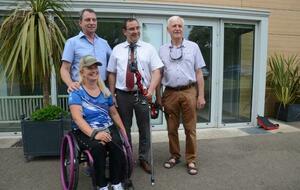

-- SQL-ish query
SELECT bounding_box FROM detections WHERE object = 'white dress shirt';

[107,40,163,91]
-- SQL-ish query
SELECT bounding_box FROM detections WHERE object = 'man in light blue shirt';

[61,8,111,92]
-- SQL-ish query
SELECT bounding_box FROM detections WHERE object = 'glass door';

[221,23,255,125]
[184,20,218,128]
[138,17,167,130]
[141,20,165,127]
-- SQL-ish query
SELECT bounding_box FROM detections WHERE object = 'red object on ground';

[257,115,279,130]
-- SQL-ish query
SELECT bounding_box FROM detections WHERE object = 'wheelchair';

[60,130,134,190]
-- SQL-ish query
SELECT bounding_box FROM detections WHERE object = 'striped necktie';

[126,43,136,90]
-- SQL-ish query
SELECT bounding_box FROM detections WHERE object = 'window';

[222,23,255,123]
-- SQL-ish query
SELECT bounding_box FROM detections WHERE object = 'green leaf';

[267,53,300,107]
[0,0,72,106]
[31,105,67,121]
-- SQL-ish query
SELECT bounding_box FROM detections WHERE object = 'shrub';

[31,105,68,121]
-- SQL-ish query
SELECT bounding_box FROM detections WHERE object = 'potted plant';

[0,0,72,160]
[21,105,68,161]
[267,54,300,121]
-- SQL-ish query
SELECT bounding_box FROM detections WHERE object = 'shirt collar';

[79,31,100,40]
[168,38,186,48]
[123,40,142,48]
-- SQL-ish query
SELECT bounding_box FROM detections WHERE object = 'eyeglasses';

[169,46,183,61]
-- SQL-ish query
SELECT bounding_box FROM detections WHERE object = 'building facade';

[0,0,298,131]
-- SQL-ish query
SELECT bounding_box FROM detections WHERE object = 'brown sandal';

[187,162,198,175]
[163,157,180,169]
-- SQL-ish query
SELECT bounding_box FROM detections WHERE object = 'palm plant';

[0,0,70,106]
[267,54,300,108]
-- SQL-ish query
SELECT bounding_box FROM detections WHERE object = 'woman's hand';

[94,131,112,143]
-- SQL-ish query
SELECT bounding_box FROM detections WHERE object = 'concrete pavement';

[1,120,300,190]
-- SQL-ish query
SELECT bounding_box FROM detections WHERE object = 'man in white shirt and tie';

[107,18,163,174]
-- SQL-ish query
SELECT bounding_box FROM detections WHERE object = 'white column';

[47,9,58,105]
[51,64,57,105]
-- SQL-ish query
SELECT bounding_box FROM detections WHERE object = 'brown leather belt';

[165,83,196,91]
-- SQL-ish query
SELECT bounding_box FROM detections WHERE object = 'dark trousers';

[72,125,125,187]
[116,89,150,162]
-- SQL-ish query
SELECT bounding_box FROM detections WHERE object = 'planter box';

[21,119,64,161]
[276,103,300,122]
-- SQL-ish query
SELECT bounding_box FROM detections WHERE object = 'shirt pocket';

[183,52,194,63]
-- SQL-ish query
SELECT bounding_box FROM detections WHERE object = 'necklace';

[83,84,100,97]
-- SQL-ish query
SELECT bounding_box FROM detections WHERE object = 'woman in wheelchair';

[68,55,127,190]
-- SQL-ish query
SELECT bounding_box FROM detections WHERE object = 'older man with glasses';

[156,16,206,175]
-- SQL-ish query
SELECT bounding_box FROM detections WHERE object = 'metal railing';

[0,95,69,122]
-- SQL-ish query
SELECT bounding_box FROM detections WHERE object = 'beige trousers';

[162,86,197,163]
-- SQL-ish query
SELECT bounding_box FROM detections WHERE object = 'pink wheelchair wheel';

[60,133,79,190]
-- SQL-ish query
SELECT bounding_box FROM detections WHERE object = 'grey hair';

[167,16,184,27]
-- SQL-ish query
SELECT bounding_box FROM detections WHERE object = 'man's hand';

[155,95,162,107]
[145,89,153,103]
[196,96,206,110]
[67,82,80,93]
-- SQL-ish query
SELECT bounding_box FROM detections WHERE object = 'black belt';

[116,89,138,95]
[165,83,196,91]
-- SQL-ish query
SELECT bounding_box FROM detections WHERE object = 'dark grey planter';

[276,103,300,122]
[21,118,64,161]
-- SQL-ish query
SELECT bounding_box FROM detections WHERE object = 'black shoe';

[140,160,151,174]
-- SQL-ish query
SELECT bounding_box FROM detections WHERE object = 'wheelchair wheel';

[60,134,79,190]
